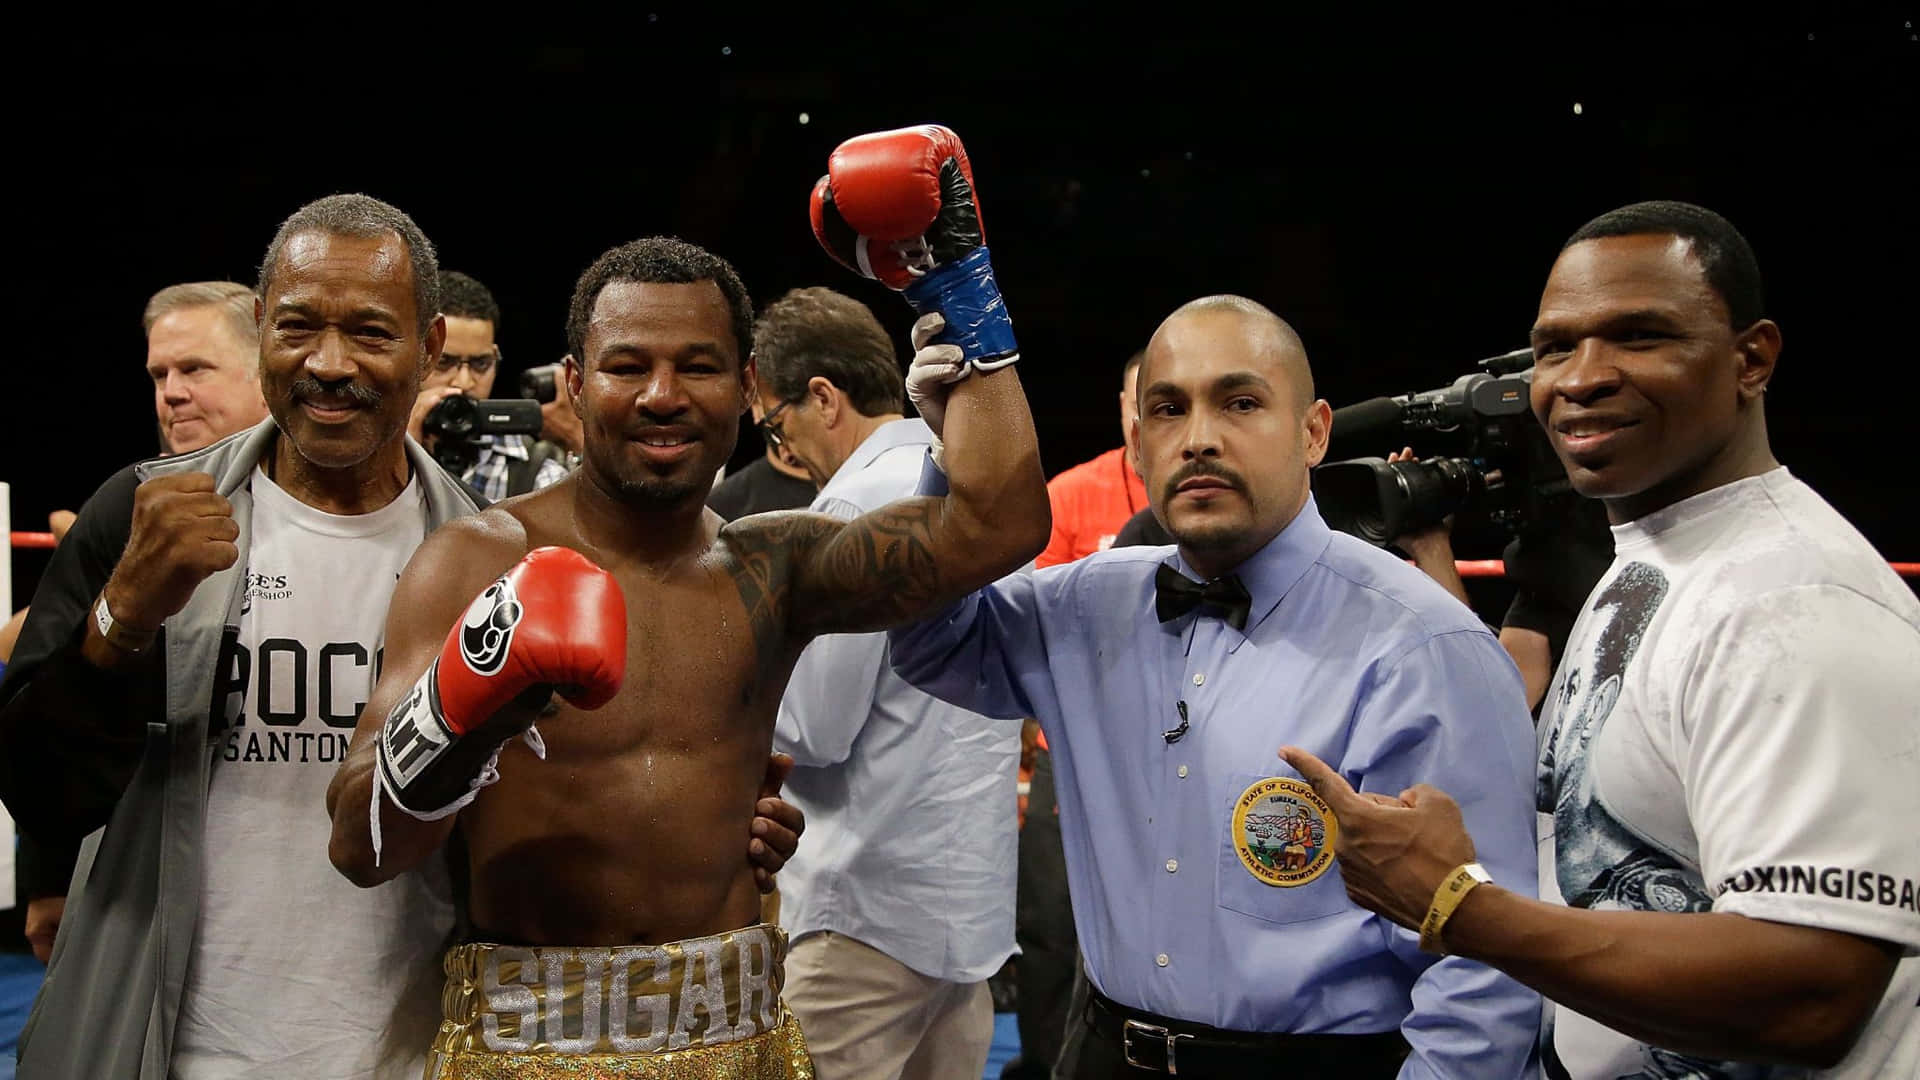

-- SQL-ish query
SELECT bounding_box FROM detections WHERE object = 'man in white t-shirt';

[0,194,803,1080]
[1283,200,1917,1078]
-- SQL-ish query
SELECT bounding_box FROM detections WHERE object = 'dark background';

[7,14,1916,616]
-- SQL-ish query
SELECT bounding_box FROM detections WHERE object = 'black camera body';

[420,395,546,475]
[1313,348,1573,545]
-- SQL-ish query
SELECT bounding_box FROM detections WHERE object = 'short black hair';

[566,237,753,366]
[1563,200,1764,329]
[754,287,904,416]
[438,270,501,328]
[259,194,440,333]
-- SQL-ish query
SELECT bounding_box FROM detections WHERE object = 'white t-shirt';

[1536,468,1920,1079]
[172,468,453,1080]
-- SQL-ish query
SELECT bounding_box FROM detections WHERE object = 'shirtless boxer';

[325,127,1049,1078]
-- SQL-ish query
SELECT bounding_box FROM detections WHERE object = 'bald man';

[888,296,1541,1078]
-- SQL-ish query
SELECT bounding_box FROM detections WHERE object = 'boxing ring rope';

[9,532,1920,577]
[1456,560,1920,578]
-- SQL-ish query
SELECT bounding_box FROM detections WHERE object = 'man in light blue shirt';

[753,287,1020,1080]
[891,295,1541,1078]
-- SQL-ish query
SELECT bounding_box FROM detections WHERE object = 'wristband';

[93,592,156,654]
[375,662,462,812]
[902,245,1019,369]
[1419,861,1492,955]
[370,660,546,865]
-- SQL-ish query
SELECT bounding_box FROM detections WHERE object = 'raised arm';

[792,348,1046,640]
[781,123,1050,638]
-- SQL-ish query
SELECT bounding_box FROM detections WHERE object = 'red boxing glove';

[435,546,626,731]
[378,546,626,817]
[810,124,986,290]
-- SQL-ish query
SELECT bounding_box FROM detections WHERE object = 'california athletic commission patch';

[1232,777,1336,887]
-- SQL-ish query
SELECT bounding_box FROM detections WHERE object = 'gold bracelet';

[1418,862,1492,955]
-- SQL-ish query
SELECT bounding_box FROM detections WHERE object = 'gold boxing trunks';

[425,923,813,1079]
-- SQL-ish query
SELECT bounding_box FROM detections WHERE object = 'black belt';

[1084,989,1410,1077]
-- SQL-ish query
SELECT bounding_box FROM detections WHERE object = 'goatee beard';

[613,475,703,508]
[1169,521,1247,556]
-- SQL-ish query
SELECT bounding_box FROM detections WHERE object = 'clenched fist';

[102,472,241,632]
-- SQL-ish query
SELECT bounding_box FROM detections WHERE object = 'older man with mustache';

[0,195,802,1080]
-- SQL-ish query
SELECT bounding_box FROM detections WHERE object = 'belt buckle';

[1122,1018,1195,1075]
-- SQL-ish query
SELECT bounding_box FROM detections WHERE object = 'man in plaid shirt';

[406,270,571,500]
[461,427,571,502]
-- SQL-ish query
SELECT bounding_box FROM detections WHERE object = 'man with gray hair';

[143,281,270,454]
[0,193,805,1079]
[751,286,1020,1080]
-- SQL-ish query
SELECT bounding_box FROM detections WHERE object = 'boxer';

[325,126,1051,1078]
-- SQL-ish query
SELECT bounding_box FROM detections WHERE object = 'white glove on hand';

[905,312,969,469]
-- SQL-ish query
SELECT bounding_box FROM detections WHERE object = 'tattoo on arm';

[796,499,942,635]
[721,513,816,685]
[721,499,946,661]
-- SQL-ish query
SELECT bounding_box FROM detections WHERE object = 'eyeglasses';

[756,399,797,448]
[434,346,500,376]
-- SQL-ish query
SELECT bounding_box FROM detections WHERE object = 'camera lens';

[519,366,557,404]
[1314,459,1410,545]
[1392,457,1478,533]
[422,394,478,440]
[1312,456,1482,546]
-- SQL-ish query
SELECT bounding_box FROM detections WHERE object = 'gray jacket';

[15,420,484,1080]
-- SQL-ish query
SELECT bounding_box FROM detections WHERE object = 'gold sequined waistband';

[432,925,791,1059]
[426,1013,812,1079]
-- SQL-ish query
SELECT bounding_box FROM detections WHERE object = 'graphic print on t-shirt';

[209,582,383,767]
[1540,562,1697,912]
[1539,562,1784,1080]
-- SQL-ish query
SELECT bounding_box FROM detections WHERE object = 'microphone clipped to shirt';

[1155,564,1246,746]
[1164,700,1190,744]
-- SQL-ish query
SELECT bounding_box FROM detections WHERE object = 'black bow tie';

[1154,565,1252,631]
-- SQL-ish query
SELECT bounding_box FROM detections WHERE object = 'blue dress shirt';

[890,494,1541,1079]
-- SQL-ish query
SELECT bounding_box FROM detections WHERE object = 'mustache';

[1163,460,1247,503]
[288,377,381,408]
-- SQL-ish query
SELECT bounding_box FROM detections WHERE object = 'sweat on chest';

[622,583,766,693]
[520,599,770,764]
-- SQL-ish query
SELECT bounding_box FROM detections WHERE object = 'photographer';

[1384,447,1612,710]
[405,270,569,500]
[1302,354,1616,713]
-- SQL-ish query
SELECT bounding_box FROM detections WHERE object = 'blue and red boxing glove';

[810,124,1018,372]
